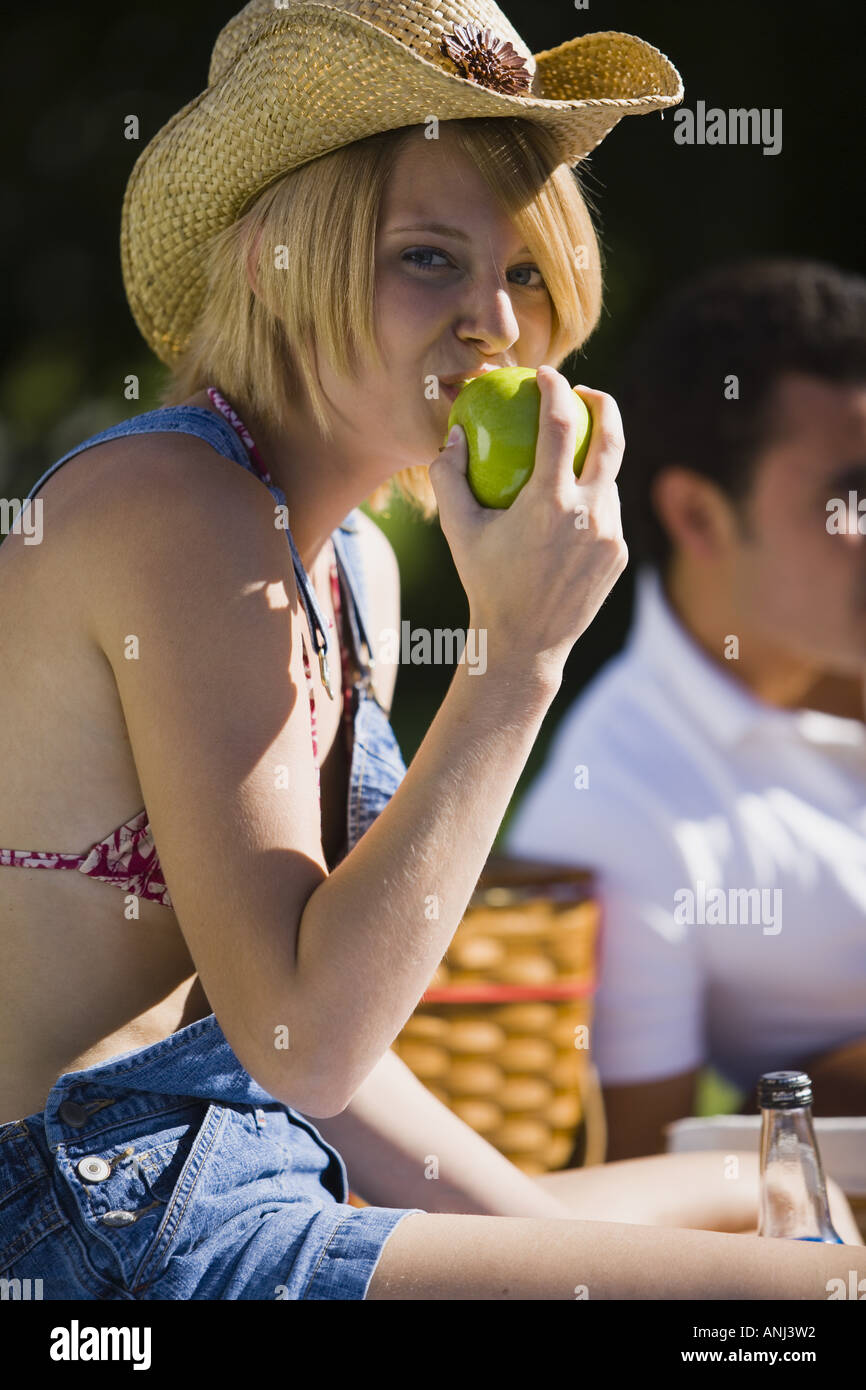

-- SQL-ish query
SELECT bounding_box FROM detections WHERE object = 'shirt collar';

[628,567,866,750]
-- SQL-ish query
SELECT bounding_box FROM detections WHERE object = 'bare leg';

[530,1151,864,1243]
[366,1212,866,1300]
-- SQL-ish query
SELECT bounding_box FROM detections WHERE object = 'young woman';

[0,0,861,1299]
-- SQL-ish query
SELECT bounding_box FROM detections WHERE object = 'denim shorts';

[0,1015,424,1300]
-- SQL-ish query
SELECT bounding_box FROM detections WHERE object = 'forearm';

[292,652,561,1110]
[533,1152,764,1231]
[313,1047,571,1217]
[533,1155,864,1243]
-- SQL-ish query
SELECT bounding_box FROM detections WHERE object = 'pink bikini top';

[0,389,355,910]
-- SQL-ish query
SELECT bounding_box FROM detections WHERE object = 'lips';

[440,367,502,402]
[441,381,465,403]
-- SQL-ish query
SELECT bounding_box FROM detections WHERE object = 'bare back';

[0,422,357,1124]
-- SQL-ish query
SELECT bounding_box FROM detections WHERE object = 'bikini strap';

[205,387,380,696]
[205,388,336,698]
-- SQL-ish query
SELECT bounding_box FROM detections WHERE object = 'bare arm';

[533,1151,864,1243]
[84,440,562,1114]
[86,371,625,1116]
[312,521,581,1216]
[313,1047,572,1217]
[296,653,562,1110]
[294,374,627,1112]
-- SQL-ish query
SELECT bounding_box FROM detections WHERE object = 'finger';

[570,385,626,487]
[528,365,584,507]
[596,482,626,544]
[428,424,483,531]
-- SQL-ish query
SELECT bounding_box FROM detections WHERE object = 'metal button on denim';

[58,1100,89,1127]
[77,1156,112,1182]
[101,1210,136,1227]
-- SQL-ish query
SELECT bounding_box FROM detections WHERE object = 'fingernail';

[446,425,462,446]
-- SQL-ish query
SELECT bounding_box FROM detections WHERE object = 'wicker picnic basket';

[390,855,604,1175]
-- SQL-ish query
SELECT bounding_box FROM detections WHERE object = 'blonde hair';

[159,117,604,519]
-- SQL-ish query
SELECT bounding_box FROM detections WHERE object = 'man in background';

[505,258,866,1158]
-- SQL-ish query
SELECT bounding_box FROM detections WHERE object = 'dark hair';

[614,257,866,575]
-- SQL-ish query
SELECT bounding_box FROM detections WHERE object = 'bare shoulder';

[55,428,281,599]
[5,428,272,632]
[61,426,268,524]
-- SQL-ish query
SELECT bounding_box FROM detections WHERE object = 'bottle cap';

[757,1070,813,1109]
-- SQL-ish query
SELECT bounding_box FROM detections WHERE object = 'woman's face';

[324,126,554,468]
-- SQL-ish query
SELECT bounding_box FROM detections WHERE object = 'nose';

[453,266,521,355]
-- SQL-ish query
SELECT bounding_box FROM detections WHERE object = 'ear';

[651,466,742,562]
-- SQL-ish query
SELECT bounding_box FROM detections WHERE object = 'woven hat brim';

[121,6,684,364]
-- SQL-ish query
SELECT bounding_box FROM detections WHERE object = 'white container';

[665,1115,866,1196]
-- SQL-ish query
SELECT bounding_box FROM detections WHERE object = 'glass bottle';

[757,1070,843,1242]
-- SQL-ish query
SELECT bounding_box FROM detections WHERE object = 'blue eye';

[401,247,546,289]
[509,265,546,289]
[402,248,451,271]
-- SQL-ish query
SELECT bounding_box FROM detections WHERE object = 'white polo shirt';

[504,567,866,1092]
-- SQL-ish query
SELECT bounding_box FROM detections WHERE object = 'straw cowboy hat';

[121,0,684,365]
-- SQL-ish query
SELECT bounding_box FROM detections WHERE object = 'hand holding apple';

[443,366,592,509]
[428,368,627,685]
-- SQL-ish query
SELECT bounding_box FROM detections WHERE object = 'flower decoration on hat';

[439,23,532,96]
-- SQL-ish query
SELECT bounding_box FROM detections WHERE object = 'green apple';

[444,367,592,508]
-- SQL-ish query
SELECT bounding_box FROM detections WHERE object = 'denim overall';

[0,406,425,1299]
